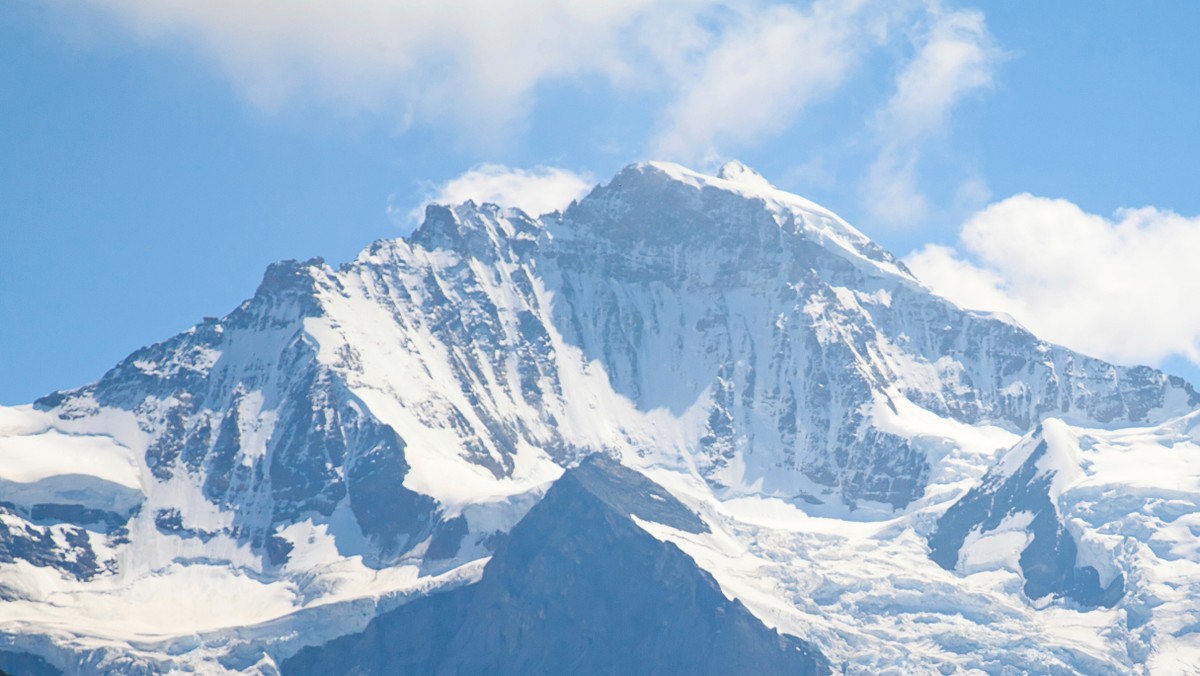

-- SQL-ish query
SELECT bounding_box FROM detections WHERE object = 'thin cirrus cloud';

[67,0,998,170]
[862,6,1001,226]
[403,165,596,224]
[648,0,893,161]
[67,0,693,136]
[905,194,1200,368]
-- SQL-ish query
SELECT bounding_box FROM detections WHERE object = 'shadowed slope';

[283,456,829,675]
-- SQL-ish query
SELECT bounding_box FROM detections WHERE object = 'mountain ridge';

[1,161,1198,673]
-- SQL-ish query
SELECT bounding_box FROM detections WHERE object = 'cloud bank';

[905,194,1200,367]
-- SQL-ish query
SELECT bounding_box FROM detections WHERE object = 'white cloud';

[650,0,891,161]
[68,0,698,137]
[61,0,993,163]
[905,194,1200,367]
[407,165,594,223]
[880,7,996,142]
[863,6,1000,226]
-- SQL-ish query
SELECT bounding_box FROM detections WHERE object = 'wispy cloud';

[65,0,997,169]
[905,194,1200,367]
[862,5,1001,226]
[649,0,891,161]
[69,0,699,138]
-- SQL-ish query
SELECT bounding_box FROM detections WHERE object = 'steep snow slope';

[549,162,1192,509]
[927,413,1200,671]
[1,161,1197,673]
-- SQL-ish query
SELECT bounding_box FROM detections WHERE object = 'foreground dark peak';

[284,456,829,676]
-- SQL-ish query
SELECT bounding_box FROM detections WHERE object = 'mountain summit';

[2,162,1198,673]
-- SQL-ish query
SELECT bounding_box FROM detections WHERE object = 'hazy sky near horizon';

[3,1,1200,403]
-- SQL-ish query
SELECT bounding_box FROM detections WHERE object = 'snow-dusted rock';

[1,161,1197,673]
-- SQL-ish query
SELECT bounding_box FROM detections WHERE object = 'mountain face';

[1,161,1198,673]
[929,420,1129,608]
[282,456,830,676]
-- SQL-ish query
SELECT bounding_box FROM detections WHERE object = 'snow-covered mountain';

[2,161,1198,673]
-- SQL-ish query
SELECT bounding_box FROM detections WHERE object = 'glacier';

[1,160,1198,673]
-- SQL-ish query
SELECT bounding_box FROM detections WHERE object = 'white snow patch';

[0,425,140,490]
[957,511,1033,575]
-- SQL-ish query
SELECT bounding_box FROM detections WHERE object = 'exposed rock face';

[551,165,1189,506]
[0,649,63,676]
[22,163,1192,573]
[929,424,1126,607]
[2,161,1197,673]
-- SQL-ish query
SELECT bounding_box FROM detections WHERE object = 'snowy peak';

[716,160,774,189]
[928,407,1200,670]
[409,202,542,262]
[4,160,1200,672]
[998,419,1086,499]
[929,421,1124,607]
[552,161,912,300]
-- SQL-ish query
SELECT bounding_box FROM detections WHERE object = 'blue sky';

[3,1,1200,403]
